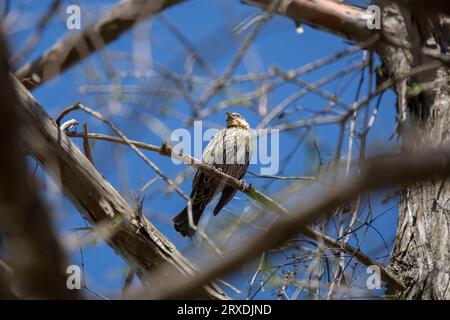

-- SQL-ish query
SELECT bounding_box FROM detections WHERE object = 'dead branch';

[81,122,95,165]
[11,75,229,300]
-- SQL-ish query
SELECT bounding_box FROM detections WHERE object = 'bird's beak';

[226,112,232,119]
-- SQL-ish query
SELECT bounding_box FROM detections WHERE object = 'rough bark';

[154,148,450,299]
[375,1,450,299]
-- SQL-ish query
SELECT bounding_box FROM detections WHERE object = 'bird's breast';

[202,128,251,174]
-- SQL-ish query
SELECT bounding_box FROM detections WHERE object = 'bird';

[173,112,251,237]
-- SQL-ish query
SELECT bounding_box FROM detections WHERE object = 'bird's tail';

[172,203,205,237]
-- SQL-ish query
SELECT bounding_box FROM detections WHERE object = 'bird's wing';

[212,129,250,215]
[212,168,247,216]
[188,171,217,217]
[213,186,237,216]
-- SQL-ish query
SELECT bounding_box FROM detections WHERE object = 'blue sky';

[6,0,399,299]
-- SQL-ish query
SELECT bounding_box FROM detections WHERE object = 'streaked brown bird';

[173,112,251,237]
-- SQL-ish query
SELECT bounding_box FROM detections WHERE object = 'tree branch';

[15,0,185,89]
[0,34,81,299]
[64,129,405,291]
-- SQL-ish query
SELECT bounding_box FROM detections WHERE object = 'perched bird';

[173,112,251,237]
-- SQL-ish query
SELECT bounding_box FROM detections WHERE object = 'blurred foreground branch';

[15,0,185,89]
[154,146,450,298]
[0,34,80,299]
[242,0,373,42]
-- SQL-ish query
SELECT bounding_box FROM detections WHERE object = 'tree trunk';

[376,1,450,299]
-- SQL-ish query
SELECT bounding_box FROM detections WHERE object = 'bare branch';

[15,0,185,89]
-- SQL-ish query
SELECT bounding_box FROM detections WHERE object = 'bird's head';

[226,112,250,129]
